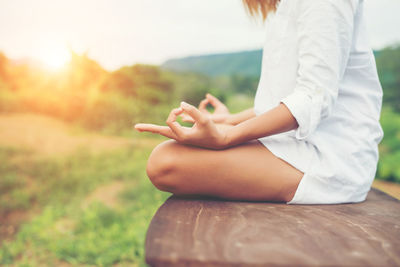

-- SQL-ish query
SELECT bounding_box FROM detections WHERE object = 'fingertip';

[174,107,183,114]
[180,101,190,109]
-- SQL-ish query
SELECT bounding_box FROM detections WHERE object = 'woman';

[135,0,383,204]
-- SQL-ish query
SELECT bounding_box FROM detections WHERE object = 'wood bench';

[145,188,400,266]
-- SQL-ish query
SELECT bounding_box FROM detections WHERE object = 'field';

[1,45,400,266]
[0,113,169,266]
[1,112,399,266]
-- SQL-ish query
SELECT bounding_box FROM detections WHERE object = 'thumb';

[180,101,207,124]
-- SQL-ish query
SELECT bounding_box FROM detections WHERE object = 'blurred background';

[1,0,400,265]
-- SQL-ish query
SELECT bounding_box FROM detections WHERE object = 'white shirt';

[254,0,384,204]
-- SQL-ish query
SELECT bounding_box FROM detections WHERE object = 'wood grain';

[145,188,400,266]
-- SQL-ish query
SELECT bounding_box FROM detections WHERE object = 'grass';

[0,95,399,266]
[0,143,170,266]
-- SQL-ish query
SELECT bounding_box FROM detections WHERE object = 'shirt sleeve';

[280,0,358,140]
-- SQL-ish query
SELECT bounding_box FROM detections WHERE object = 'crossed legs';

[146,140,303,202]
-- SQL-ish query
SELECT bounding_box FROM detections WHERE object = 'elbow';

[281,85,338,140]
[320,88,338,121]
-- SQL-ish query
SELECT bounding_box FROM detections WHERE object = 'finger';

[198,99,209,111]
[134,123,177,139]
[181,101,207,124]
[166,108,186,137]
[206,93,223,108]
[179,113,195,123]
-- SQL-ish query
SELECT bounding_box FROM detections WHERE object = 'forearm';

[225,108,256,125]
[224,104,298,147]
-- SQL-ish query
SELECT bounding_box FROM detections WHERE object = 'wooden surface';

[145,188,400,266]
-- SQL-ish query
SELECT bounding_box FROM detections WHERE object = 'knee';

[146,140,180,192]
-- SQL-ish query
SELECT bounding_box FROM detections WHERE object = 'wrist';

[219,126,235,149]
[224,114,237,125]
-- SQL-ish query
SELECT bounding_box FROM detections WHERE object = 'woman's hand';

[135,102,228,150]
[180,93,230,124]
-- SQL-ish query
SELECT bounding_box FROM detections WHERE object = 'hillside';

[162,49,263,77]
[162,49,384,78]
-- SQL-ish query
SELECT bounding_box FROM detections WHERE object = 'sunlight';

[36,42,71,70]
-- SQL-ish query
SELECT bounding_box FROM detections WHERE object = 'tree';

[375,45,400,112]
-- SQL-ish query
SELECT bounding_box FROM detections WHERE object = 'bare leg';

[146,140,303,202]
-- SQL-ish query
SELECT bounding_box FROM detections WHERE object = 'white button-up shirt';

[254,0,384,204]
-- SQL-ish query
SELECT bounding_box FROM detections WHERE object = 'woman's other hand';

[180,93,230,124]
[135,102,228,150]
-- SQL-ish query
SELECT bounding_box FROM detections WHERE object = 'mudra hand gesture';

[180,93,230,124]
[135,100,228,150]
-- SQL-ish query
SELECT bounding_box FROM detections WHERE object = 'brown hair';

[242,0,279,20]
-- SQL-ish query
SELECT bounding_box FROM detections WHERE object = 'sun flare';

[36,43,71,70]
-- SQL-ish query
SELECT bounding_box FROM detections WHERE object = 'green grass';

[0,143,170,266]
[0,99,400,266]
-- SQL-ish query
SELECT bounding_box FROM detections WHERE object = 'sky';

[0,0,399,71]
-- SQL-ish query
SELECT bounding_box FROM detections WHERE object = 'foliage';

[0,53,177,134]
[377,108,400,183]
[0,51,260,136]
[375,45,400,112]
[227,74,259,95]
[0,145,169,266]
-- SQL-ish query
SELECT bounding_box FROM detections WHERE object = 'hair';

[242,0,280,20]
